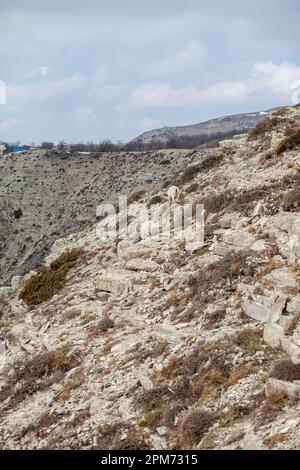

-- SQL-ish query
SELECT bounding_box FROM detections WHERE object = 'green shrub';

[20,248,82,305]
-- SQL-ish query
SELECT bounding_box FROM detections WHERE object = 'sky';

[0,0,300,144]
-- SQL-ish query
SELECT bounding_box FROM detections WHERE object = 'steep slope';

[0,148,202,286]
[130,111,269,146]
[1,106,300,450]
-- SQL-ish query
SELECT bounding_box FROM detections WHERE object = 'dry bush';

[272,108,288,117]
[135,385,172,412]
[233,328,262,351]
[188,251,258,297]
[263,433,288,449]
[230,188,268,214]
[276,127,300,156]
[127,190,145,204]
[186,182,199,194]
[284,311,300,336]
[13,349,79,382]
[220,405,252,426]
[248,117,279,140]
[269,358,300,382]
[228,365,251,386]
[281,174,300,211]
[113,434,150,450]
[175,154,224,186]
[18,411,62,439]
[98,316,115,331]
[148,194,164,205]
[179,409,215,447]
[0,349,79,416]
[196,191,231,217]
[203,309,226,329]
[95,422,149,450]
[19,249,82,305]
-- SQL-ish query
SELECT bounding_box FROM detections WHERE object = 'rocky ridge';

[0,105,300,449]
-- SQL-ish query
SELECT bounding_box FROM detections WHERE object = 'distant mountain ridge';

[130,110,271,147]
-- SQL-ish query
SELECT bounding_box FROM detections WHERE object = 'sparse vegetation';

[276,127,300,156]
[269,359,300,382]
[19,249,82,305]
[248,117,279,140]
[98,316,115,332]
[0,348,80,416]
[179,409,215,447]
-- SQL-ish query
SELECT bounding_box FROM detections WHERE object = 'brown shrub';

[135,386,171,412]
[263,433,288,449]
[13,349,79,382]
[197,191,231,217]
[276,126,300,156]
[281,174,300,211]
[18,411,62,438]
[0,349,79,417]
[233,328,262,351]
[203,309,226,329]
[95,422,149,450]
[269,359,300,382]
[228,365,250,386]
[19,249,82,305]
[175,154,224,186]
[248,117,279,140]
[127,190,145,204]
[148,194,164,205]
[186,182,199,194]
[179,409,215,446]
[98,316,115,331]
[284,311,300,336]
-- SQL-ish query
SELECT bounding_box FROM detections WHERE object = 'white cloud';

[147,41,207,76]
[7,74,87,107]
[129,62,300,108]
[137,117,162,132]
[129,81,248,108]
[250,61,300,95]
[73,106,94,125]
[24,66,52,79]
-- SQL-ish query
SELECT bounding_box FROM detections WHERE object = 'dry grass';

[233,328,262,351]
[18,411,63,439]
[248,117,279,141]
[281,174,300,211]
[263,433,288,449]
[94,422,149,450]
[179,409,215,447]
[228,365,251,386]
[0,348,79,416]
[19,249,82,305]
[284,311,300,336]
[127,190,145,204]
[276,127,300,156]
[269,358,300,382]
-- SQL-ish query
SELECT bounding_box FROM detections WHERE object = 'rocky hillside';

[1,105,300,450]
[130,111,269,146]
[0,148,202,286]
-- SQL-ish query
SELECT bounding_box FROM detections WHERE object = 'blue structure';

[11,147,27,153]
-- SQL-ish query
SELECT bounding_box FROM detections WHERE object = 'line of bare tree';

[6,128,245,155]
